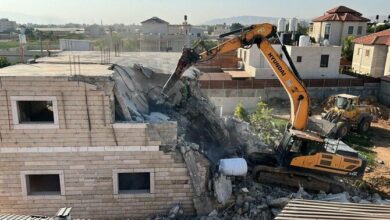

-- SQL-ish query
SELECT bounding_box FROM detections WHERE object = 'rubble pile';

[113,64,389,219]
[152,179,390,220]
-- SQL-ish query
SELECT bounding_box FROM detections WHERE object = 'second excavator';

[161,23,367,192]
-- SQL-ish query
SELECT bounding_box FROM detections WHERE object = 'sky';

[0,0,389,25]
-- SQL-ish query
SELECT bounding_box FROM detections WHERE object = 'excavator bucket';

[161,48,199,97]
[307,116,337,137]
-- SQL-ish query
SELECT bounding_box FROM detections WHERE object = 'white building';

[237,44,343,79]
[211,24,230,37]
[139,16,204,52]
[0,18,17,33]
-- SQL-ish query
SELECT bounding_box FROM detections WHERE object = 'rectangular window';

[320,55,329,68]
[309,23,313,32]
[118,172,150,193]
[348,26,354,35]
[365,50,370,57]
[297,56,302,62]
[113,169,155,196]
[324,24,331,40]
[357,48,361,55]
[357,26,363,35]
[26,174,61,195]
[17,101,54,123]
[11,96,59,129]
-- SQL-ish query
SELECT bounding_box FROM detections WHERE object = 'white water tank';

[289,17,298,32]
[299,35,310,46]
[323,39,330,46]
[219,158,248,176]
[278,18,286,32]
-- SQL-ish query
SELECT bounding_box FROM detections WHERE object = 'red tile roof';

[326,6,361,16]
[313,6,369,22]
[353,29,390,46]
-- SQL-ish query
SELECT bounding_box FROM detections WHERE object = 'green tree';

[342,36,354,61]
[368,23,390,33]
[230,23,244,31]
[249,101,275,143]
[0,56,11,68]
[234,102,249,121]
[297,23,309,35]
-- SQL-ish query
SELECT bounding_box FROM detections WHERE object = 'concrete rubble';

[97,62,389,219]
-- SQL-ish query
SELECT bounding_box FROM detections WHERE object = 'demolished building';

[0,60,206,219]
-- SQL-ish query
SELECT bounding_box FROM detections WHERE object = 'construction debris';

[108,63,389,219]
[213,174,232,204]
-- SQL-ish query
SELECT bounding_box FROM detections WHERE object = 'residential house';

[309,6,369,45]
[0,60,199,219]
[352,29,390,77]
[237,44,343,79]
[140,16,204,52]
[0,18,17,33]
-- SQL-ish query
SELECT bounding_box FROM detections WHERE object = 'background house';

[0,18,17,33]
[237,44,344,79]
[352,29,390,77]
[140,16,204,52]
[309,6,369,46]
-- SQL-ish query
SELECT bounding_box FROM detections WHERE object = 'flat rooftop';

[38,51,182,74]
[0,63,113,77]
[0,51,184,77]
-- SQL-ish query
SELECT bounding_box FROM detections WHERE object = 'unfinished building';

[0,62,203,219]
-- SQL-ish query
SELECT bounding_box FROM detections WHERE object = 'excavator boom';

[161,23,366,192]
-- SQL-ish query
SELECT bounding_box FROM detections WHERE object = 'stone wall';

[0,75,194,219]
[0,148,194,219]
[203,84,380,115]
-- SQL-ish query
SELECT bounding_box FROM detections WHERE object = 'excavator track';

[252,165,345,193]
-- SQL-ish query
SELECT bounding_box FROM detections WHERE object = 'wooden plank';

[276,199,390,220]
[276,213,380,220]
[282,210,390,218]
[285,203,390,212]
[292,199,390,208]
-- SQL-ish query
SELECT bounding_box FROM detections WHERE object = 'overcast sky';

[1,0,389,25]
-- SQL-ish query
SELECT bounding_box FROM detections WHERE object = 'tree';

[249,101,275,143]
[234,102,249,121]
[0,56,11,68]
[230,23,244,31]
[297,22,309,35]
[368,23,390,33]
[342,36,354,61]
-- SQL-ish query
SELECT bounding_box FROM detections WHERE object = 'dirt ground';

[363,121,390,197]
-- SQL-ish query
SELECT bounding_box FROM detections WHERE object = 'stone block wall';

[0,75,194,219]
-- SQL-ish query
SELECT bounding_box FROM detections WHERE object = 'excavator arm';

[161,23,367,187]
[161,23,309,130]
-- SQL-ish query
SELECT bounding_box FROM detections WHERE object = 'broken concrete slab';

[268,197,290,208]
[213,174,232,204]
[320,192,350,203]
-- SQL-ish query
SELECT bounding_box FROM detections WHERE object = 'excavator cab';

[275,128,366,178]
[275,129,325,167]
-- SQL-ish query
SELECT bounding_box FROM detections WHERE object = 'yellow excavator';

[161,23,366,192]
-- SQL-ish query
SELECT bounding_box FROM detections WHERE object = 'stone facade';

[0,70,195,219]
[352,44,388,77]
